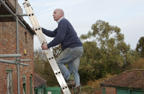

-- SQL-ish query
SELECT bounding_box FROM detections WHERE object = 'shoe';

[66,80,76,86]
[66,74,76,86]
[73,85,81,94]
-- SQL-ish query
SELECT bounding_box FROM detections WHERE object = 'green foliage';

[52,45,62,58]
[79,41,101,83]
[79,20,139,84]
[136,37,144,57]
[34,48,60,86]
[34,49,46,74]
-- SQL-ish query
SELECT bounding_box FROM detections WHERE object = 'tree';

[52,45,62,58]
[79,41,101,83]
[79,20,139,83]
[136,37,144,57]
[34,49,46,74]
[80,20,135,66]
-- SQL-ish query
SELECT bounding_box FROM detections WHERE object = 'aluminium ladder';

[23,0,71,94]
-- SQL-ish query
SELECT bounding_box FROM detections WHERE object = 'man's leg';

[68,57,81,86]
[56,48,72,80]
[68,47,83,86]
[56,47,83,81]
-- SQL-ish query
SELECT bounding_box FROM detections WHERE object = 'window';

[41,86,44,94]
[23,75,26,94]
[30,74,32,94]
[7,69,13,94]
[25,32,27,44]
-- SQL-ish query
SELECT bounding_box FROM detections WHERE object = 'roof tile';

[34,73,47,88]
[100,69,144,89]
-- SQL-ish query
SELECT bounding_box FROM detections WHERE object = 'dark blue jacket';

[42,18,82,50]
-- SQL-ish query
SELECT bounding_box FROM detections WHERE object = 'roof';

[100,69,144,89]
[0,0,35,34]
[0,0,23,22]
[34,73,47,88]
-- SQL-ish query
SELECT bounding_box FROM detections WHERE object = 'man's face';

[53,9,62,21]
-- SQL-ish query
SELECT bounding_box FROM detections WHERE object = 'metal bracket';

[16,58,20,64]
[26,2,31,7]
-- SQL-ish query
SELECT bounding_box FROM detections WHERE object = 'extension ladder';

[23,0,71,94]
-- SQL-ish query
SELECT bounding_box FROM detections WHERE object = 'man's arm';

[42,27,57,37]
[47,20,67,48]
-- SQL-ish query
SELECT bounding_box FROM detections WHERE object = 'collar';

[57,16,64,23]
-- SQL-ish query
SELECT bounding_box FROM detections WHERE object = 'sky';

[18,0,144,50]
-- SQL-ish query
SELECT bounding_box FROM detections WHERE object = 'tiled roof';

[100,69,144,89]
[34,73,47,88]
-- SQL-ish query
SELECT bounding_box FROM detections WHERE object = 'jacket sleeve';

[42,27,57,37]
[47,20,67,48]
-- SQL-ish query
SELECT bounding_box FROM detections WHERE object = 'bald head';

[55,9,64,16]
[53,8,64,21]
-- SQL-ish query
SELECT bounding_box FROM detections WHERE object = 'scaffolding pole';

[0,59,17,64]
[0,54,22,58]
[0,14,13,17]
[17,14,28,16]
[15,0,21,93]
[20,59,31,62]
[6,59,31,62]
[0,14,26,27]
[0,59,28,66]
[0,0,29,94]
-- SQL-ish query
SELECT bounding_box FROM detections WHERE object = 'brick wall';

[0,22,34,94]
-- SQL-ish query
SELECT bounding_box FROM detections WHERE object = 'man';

[41,8,83,91]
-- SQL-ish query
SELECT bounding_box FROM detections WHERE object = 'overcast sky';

[18,0,144,50]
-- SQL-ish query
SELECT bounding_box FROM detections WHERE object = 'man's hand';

[41,42,48,50]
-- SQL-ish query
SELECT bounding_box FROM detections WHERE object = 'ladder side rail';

[43,45,69,91]
[44,50,70,93]
[44,50,60,73]
[25,2,48,45]
[25,1,40,27]
[55,73,71,93]
[23,3,36,28]
[23,2,50,47]
[23,3,48,44]
[51,59,71,93]
[44,50,71,93]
